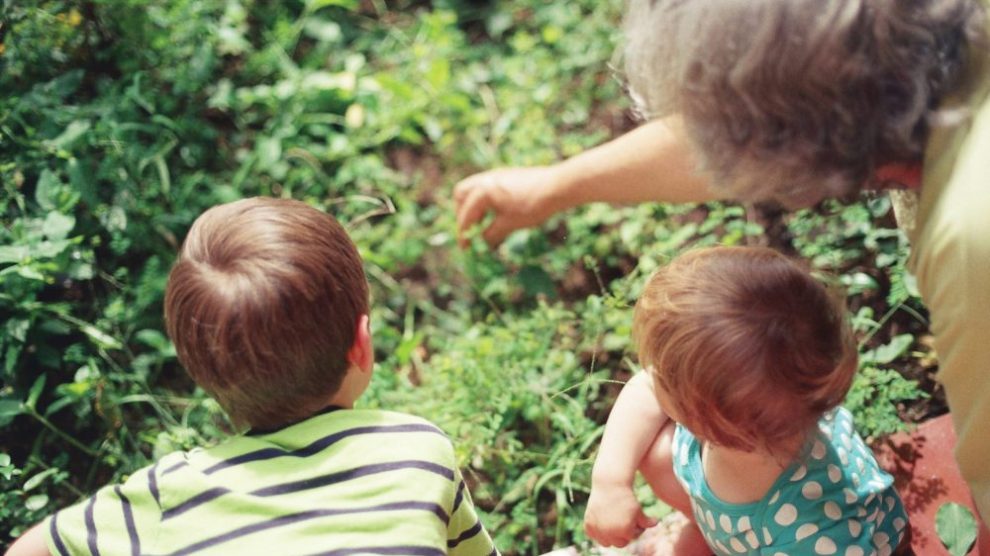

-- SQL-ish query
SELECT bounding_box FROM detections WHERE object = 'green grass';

[0,1,929,553]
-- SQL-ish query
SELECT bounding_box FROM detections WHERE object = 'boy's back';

[47,409,495,555]
[7,198,498,556]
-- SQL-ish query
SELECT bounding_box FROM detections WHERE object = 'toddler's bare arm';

[585,371,670,546]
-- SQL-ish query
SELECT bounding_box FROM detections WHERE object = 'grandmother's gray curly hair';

[623,0,987,207]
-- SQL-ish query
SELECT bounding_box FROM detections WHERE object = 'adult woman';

[455,0,990,529]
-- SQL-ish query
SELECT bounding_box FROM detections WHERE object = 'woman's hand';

[453,117,718,249]
[453,166,564,248]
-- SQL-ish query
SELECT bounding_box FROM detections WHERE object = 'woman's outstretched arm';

[454,115,720,247]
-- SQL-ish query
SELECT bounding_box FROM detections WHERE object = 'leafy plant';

[936,502,978,556]
[0,0,931,553]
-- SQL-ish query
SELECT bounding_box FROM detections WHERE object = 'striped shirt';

[44,408,498,555]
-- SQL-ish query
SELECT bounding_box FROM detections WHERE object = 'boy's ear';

[347,314,373,372]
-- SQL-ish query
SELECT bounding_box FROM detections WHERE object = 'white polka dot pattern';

[795,523,819,541]
[815,536,837,554]
[824,501,841,520]
[669,409,906,556]
[827,465,842,483]
[802,481,823,500]
[811,441,827,460]
[775,504,798,526]
[720,514,733,533]
[745,529,759,549]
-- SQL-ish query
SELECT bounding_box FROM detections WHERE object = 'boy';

[7,197,497,556]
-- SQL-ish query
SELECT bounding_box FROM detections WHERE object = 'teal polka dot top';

[672,407,907,555]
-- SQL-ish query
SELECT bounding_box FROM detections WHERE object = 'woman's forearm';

[548,116,720,213]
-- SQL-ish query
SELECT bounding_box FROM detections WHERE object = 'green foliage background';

[1,1,930,553]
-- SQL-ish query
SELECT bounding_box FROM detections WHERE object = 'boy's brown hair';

[164,197,369,429]
[634,246,857,453]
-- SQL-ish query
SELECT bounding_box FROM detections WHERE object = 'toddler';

[585,246,908,555]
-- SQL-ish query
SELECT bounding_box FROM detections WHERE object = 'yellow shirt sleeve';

[911,27,990,521]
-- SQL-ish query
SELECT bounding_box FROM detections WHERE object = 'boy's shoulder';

[337,408,455,455]
[298,407,451,443]
[195,407,454,465]
[346,407,448,431]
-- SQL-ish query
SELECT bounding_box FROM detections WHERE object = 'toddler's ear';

[347,314,374,372]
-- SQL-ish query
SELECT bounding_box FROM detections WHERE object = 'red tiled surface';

[873,414,990,556]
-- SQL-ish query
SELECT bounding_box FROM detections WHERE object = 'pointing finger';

[453,173,483,203]
[456,188,492,247]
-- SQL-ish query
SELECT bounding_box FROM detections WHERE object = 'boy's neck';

[328,363,371,408]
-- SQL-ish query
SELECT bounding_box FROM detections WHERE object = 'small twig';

[24,406,99,458]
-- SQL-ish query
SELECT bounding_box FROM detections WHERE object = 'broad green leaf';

[38,319,72,336]
[24,494,48,512]
[303,18,341,42]
[395,332,425,365]
[68,261,94,280]
[26,374,46,410]
[345,103,365,128]
[42,211,75,241]
[67,157,97,207]
[23,468,57,492]
[425,58,450,90]
[81,324,123,350]
[863,334,914,365]
[937,502,978,556]
[217,26,250,55]
[34,170,61,210]
[256,136,282,170]
[0,245,30,264]
[842,271,878,295]
[101,205,127,232]
[6,318,30,342]
[0,400,24,420]
[45,120,91,150]
[302,71,355,93]
[541,25,563,44]
[14,266,46,281]
[135,329,171,353]
[25,494,49,512]
[4,344,23,378]
[49,70,84,98]
[0,454,10,467]
[33,239,73,259]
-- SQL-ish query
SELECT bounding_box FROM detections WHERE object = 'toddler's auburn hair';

[634,246,857,452]
[164,197,369,430]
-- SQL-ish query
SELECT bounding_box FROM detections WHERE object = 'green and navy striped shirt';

[45,408,498,555]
